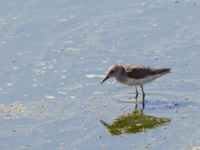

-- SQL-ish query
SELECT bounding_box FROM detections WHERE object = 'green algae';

[101,107,170,135]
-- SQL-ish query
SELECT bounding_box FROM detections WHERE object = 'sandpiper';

[101,64,171,100]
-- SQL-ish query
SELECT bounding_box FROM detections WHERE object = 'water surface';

[0,0,200,149]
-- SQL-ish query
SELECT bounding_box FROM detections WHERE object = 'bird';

[101,64,171,100]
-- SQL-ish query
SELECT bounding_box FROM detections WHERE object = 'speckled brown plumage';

[125,65,171,79]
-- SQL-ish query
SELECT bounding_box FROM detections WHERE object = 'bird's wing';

[125,65,171,79]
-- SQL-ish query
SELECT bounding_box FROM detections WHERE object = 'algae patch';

[101,109,170,135]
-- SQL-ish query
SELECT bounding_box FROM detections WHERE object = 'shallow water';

[1,0,200,149]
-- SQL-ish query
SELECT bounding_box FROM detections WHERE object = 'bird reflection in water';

[100,101,170,135]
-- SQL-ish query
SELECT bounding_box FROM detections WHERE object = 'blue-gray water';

[1,0,200,149]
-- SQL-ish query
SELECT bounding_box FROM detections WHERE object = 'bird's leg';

[134,85,138,99]
[140,85,145,101]
[134,100,138,110]
[142,100,145,110]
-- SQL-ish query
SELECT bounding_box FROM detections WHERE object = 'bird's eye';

[110,70,114,74]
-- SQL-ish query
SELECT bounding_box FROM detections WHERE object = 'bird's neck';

[115,72,126,83]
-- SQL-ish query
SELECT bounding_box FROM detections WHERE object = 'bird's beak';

[101,75,109,84]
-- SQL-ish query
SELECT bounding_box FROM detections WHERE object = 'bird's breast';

[123,74,164,86]
[124,78,138,85]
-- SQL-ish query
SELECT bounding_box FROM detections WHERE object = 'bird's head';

[101,64,124,83]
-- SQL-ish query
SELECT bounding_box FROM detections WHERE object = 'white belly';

[124,74,163,86]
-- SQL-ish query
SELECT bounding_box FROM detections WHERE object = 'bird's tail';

[163,68,171,73]
[154,68,171,74]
